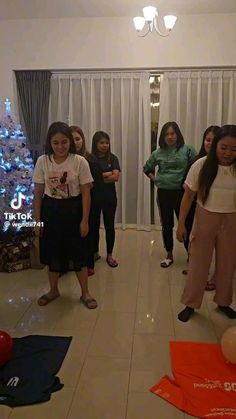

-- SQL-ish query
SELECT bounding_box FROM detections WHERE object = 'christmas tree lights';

[0,99,34,237]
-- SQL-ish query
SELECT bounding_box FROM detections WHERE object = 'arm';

[143,151,158,182]
[147,173,155,182]
[33,183,44,236]
[80,183,91,237]
[188,145,197,164]
[176,185,196,242]
[103,169,120,183]
[103,171,113,178]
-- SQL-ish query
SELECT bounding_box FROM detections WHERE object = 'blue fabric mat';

[0,335,72,406]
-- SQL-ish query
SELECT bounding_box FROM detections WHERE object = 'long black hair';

[45,121,76,158]
[91,131,111,161]
[197,125,220,159]
[198,124,236,204]
[158,121,184,150]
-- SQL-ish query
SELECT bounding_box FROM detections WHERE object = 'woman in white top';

[176,125,236,322]
[33,121,97,309]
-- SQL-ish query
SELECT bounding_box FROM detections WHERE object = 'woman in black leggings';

[91,131,120,267]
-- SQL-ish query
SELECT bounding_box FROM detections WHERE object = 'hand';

[176,224,187,242]
[149,174,155,182]
[80,220,89,237]
[34,225,43,237]
[103,171,113,178]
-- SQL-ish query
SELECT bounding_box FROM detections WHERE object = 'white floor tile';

[0,230,234,418]
[68,357,130,419]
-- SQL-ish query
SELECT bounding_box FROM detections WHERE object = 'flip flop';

[80,296,98,309]
[160,258,173,268]
[38,293,60,306]
[106,257,118,268]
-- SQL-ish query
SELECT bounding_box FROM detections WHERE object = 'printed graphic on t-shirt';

[47,171,72,198]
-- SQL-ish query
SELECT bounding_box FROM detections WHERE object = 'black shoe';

[218,306,236,319]
[178,306,194,322]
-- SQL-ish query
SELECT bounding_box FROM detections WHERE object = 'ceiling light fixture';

[133,6,177,37]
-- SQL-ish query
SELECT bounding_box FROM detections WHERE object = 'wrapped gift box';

[0,234,33,272]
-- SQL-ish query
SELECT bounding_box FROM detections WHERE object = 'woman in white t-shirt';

[33,121,97,309]
[176,125,236,322]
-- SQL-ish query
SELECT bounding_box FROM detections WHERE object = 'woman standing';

[177,125,236,322]
[183,125,220,288]
[33,121,97,309]
[143,122,196,267]
[91,131,120,268]
[70,125,103,276]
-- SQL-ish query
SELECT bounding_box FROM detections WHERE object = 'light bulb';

[133,16,146,31]
[163,15,177,31]
[142,6,157,22]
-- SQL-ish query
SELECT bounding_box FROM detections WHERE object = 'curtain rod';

[14,66,236,74]
[51,67,236,77]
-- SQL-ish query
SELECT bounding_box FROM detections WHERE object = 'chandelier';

[133,6,177,37]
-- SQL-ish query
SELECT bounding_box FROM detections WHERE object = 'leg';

[87,206,96,273]
[76,268,97,309]
[157,189,174,265]
[91,203,102,257]
[102,198,118,267]
[38,269,60,306]
[179,207,220,320]
[181,201,196,274]
[213,213,236,316]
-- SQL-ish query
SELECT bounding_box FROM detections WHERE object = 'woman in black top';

[91,131,120,267]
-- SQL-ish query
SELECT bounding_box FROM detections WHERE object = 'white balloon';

[221,327,236,364]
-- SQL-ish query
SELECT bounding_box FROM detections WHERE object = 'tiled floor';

[0,229,236,419]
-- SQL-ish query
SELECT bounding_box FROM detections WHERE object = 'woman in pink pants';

[176,125,236,322]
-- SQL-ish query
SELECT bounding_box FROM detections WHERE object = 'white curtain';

[158,70,236,151]
[49,72,151,230]
[154,70,236,228]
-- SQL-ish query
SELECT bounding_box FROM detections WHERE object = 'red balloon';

[0,331,13,367]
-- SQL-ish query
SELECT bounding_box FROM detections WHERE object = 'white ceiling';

[1,0,236,19]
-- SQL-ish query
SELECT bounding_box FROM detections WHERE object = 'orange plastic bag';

[150,341,236,418]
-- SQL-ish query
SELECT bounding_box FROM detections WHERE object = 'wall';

[1,13,236,114]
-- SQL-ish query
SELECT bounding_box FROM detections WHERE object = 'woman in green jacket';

[143,121,196,268]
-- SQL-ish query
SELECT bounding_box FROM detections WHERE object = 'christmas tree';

[0,99,34,240]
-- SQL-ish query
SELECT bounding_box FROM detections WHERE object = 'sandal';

[106,257,118,268]
[38,293,60,306]
[160,258,173,268]
[205,281,216,291]
[80,296,98,309]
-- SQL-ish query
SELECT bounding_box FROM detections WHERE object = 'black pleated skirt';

[40,195,89,272]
